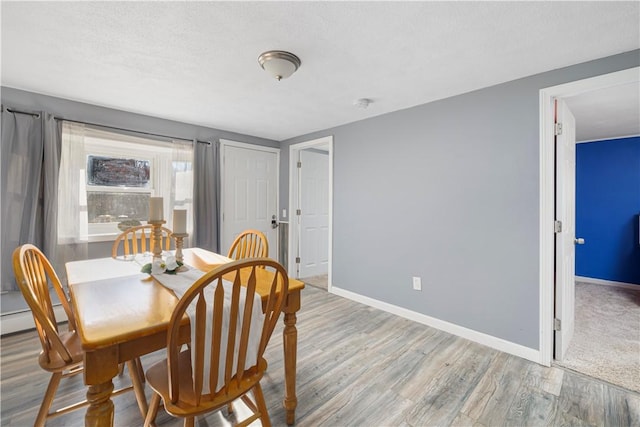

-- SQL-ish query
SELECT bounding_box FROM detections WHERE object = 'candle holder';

[148,220,166,262]
[172,233,189,272]
[173,233,188,263]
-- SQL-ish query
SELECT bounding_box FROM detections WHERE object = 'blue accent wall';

[576,136,640,285]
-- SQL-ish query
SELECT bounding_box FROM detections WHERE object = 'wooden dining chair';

[112,224,174,259]
[227,229,269,262]
[12,244,148,426]
[144,258,289,427]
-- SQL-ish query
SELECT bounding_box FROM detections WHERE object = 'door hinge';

[295,257,301,264]
[297,161,302,168]
[554,220,562,233]
[296,209,301,216]
[555,122,563,136]
[554,318,561,331]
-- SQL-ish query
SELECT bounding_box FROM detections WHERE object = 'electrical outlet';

[412,276,422,291]
[282,208,287,218]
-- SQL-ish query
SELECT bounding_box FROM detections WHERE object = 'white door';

[554,99,577,361]
[222,144,278,258]
[298,149,329,278]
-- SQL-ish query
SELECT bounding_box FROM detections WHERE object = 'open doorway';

[288,136,333,291]
[539,67,639,391]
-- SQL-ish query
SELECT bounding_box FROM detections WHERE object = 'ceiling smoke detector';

[258,50,301,81]
[354,98,373,109]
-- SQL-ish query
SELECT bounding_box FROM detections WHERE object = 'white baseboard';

[1,305,67,336]
[575,276,640,290]
[330,286,541,364]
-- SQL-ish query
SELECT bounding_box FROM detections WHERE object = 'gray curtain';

[1,108,44,291]
[193,140,220,252]
[1,109,84,291]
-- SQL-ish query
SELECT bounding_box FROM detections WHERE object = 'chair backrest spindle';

[112,224,174,259]
[227,229,269,265]
[12,245,76,364]
[165,258,288,406]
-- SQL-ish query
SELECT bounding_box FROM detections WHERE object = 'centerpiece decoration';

[141,254,183,275]
[143,201,189,275]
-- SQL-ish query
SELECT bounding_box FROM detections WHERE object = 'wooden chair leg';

[184,416,195,427]
[144,393,161,427]
[127,360,148,420]
[35,372,62,427]
[135,357,146,383]
[253,382,271,427]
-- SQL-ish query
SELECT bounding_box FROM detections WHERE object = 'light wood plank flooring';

[2,285,639,426]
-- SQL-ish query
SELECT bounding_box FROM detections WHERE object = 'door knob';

[574,238,585,245]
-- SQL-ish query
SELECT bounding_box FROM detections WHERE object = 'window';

[58,122,193,242]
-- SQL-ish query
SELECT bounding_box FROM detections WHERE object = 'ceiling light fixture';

[258,50,301,81]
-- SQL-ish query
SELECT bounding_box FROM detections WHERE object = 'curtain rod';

[53,116,212,145]
[3,107,41,118]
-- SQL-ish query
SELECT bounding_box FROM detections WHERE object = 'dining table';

[66,247,305,427]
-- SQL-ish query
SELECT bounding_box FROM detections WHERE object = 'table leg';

[283,291,301,425]
[85,381,114,427]
[84,348,119,427]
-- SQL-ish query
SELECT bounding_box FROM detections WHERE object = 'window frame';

[82,135,173,242]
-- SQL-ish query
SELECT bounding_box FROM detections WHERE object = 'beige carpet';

[556,282,640,392]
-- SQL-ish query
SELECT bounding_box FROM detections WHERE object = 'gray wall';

[1,87,279,259]
[1,87,280,148]
[280,50,640,350]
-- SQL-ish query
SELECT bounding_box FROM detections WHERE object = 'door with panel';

[554,99,577,361]
[222,144,278,258]
[297,149,329,278]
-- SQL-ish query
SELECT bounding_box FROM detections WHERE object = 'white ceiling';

[1,1,639,141]
[565,81,640,142]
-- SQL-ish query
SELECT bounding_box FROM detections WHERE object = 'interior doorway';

[288,136,333,291]
[538,67,640,368]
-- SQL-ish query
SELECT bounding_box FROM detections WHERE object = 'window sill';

[88,233,118,243]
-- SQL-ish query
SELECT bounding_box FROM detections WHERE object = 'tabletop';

[67,248,304,349]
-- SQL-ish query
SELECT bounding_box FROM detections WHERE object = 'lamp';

[258,50,301,81]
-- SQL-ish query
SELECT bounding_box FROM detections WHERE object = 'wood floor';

[2,285,639,426]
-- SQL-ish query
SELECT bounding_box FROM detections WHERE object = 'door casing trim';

[288,136,334,289]
[538,66,639,367]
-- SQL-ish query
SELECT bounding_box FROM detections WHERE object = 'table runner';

[152,266,264,393]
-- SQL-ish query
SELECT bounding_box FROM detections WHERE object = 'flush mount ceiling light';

[258,50,301,81]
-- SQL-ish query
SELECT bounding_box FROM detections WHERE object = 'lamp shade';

[258,51,301,81]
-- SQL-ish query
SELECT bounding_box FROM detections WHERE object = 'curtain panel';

[193,140,220,252]
[1,109,70,291]
[1,109,43,291]
[58,121,90,245]
[170,139,195,238]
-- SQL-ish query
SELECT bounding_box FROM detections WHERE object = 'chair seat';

[145,349,267,418]
[38,330,84,372]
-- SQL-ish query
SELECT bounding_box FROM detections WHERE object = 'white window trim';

[82,136,173,242]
